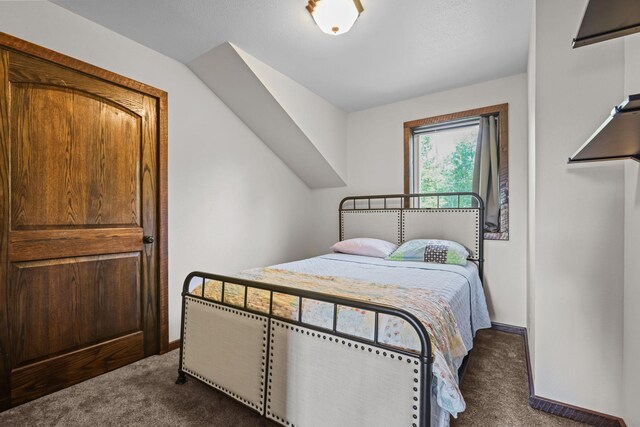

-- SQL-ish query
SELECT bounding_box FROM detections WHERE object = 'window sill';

[485,231,509,241]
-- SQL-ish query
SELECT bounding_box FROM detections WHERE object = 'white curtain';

[472,115,500,232]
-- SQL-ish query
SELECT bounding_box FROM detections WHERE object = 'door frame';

[0,31,169,409]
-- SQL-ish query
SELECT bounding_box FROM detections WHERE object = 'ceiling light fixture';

[306,0,364,36]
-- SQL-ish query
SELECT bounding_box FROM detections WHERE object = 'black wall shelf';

[573,0,640,48]
[569,94,640,164]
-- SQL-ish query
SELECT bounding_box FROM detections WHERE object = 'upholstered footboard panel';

[181,296,268,413]
[266,320,423,427]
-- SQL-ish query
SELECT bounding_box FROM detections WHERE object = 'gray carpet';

[0,330,586,426]
[0,350,275,427]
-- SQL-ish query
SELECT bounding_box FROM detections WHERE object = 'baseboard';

[490,323,626,427]
[168,339,181,351]
[528,395,626,427]
[490,321,527,336]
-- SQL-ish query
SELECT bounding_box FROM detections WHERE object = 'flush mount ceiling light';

[306,0,364,35]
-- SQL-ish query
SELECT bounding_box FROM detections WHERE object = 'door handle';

[143,235,155,244]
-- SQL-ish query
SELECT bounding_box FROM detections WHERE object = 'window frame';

[403,103,509,240]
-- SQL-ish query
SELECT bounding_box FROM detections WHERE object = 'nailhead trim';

[181,296,268,412]
[266,320,421,426]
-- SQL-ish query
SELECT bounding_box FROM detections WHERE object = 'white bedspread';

[270,253,491,426]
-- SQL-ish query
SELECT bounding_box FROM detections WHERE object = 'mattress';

[270,253,490,355]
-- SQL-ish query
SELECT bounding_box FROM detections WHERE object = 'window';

[404,104,509,240]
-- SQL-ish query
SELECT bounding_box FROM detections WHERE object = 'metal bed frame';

[176,192,484,427]
[339,192,484,278]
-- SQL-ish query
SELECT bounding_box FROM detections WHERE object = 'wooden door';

[0,34,168,409]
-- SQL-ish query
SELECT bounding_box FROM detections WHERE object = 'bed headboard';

[339,192,485,274]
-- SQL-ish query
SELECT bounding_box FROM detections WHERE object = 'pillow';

[330,238,398,258]
[386,239,469,265]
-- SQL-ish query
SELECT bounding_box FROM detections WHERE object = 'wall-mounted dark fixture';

[569,95,640,163]
[573,0,640,48]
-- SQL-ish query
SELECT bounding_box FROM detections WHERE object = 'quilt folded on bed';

[194,267,469,417]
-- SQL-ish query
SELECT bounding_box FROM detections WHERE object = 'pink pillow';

[330,238,398,258]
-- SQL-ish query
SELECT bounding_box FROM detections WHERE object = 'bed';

[176,193,491,427]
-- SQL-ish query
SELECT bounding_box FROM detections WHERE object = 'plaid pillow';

[386,239,469,265]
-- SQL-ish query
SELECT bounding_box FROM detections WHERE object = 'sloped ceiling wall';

[189,42,347,189]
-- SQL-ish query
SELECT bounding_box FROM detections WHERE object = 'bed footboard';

[176,272,433,427]
[180,296,268,412]
[267,319,423,427]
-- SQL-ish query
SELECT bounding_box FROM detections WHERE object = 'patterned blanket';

[192,267,469,416]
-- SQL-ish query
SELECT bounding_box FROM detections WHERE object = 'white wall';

[532,0,625,415]
[0,1,315,342]
[189,43,347,188]
[236,47,348,181]
[310,73,529,327]
[623,160,640,426]
[526,0,537,371]
[623,34,640,427]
